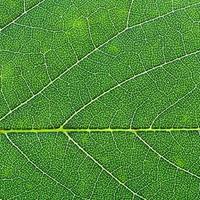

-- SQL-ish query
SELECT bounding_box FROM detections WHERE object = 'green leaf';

[1,0,200,199]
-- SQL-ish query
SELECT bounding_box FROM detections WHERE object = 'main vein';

[0,127,200,134]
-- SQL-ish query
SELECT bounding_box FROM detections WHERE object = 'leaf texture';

[1,0,200,199]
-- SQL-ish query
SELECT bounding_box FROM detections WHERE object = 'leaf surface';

[1,0,200,199]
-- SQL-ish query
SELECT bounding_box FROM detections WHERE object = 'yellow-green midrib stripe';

[0,127,200,134]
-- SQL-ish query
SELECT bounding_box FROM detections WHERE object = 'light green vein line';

[0,0,46,32]
[0,127,200,134]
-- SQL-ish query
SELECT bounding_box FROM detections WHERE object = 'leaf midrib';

[1,127,200,134]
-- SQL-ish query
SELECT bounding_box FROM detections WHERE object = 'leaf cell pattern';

[1,0,200,199]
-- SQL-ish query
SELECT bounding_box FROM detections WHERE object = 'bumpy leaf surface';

[1,0,200,199]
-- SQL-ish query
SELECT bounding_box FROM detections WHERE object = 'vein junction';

[0,127,200,134]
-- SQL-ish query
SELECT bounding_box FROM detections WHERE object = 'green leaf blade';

[1,1,200,199]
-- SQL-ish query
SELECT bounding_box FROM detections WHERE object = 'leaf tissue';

[1,0,200,199]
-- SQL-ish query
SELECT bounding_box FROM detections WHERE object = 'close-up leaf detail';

[1,0,200,199]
